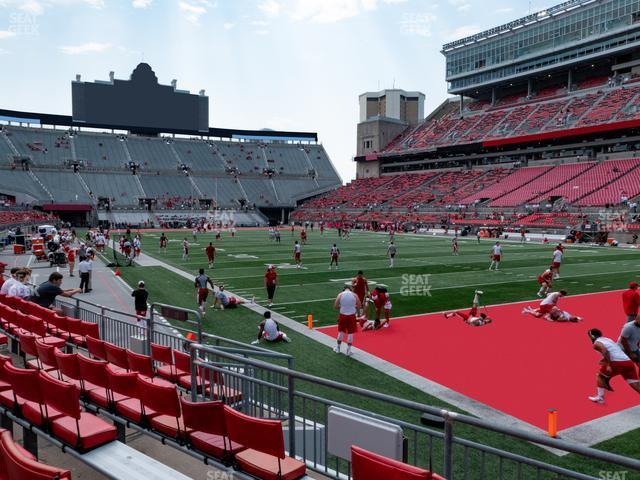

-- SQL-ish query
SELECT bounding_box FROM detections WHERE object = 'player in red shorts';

[320,222,325,236]
[293,241,302,269]
[351,270,370,316]
[371,285,392,329]
[536,267,553,298]
[522,290,567,317]
[300,229,307,245]
[194,268,215,314]
[329,244,340,270]
[587,328,640,404]
[333,285,362,356]
[205,242,216,269]
[488,242,502,271]
[444,290,483,322]
[159,232,168,253]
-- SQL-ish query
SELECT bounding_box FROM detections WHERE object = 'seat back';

[137,376,180,418]
[65,317,83,336]
[104,342,128,370]
[224,406,285,459]
[106,368,139,398]
[4,362,43,403]
[180,398,226,435]
[150,343,173,365]
[17,331,38,357]
[86,336,106,360]
[35,341,58,369]
[77,355,109,389]
[29,317,48,338]
[54,350,81,381]
[173,350,191,374]
[0,429,71,480]
[351,445,441,480]
[39,371,82,420]
[81,321,100,340]
[0,354,12,383]
[126,350,154,378]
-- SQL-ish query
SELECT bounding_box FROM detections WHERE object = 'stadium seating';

[460,166,550,204]
[74,132,128,168]
[0,428,72,480]
[0,210,53,227]
[351,445,444,480]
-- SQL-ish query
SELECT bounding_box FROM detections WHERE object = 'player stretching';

[329,244,340,270]
[452,237,459,256]
[546,307,581,323]
[205,242,215,268]
[387,241,397,268]
[371,285,392,329]
[587,328,640,404]
[488,242,502,271]
[159,232,168,253]
[522,290,567,317]
[293,241,302,269]
[444,290,485,323]
[333,285,361,356]
[182,238,189,261]
[551,245,563,279]
[537,267,553,298]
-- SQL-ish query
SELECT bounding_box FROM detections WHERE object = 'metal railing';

[188,343,640,480]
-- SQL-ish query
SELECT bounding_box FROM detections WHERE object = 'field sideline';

[107,228,640,478]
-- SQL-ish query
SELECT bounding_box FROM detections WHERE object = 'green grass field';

[109,228,640,478]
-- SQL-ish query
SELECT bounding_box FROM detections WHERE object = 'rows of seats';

[386,173,439,207]
[489,163,593,207]
[82,173,145,204]
[513,212,580,228]
[351,446,444,480]
[127,137,179,170]
[5,128,72,167]
[0,428,72,479]
[0,210,54,227]
[575,163,640,206]
[460,166,551,204]
[172,140,227,172]
[74,132,128,168]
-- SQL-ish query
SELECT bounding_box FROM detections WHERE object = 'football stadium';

[0,1,640,479]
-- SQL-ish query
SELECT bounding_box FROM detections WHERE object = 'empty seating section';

[0,170,49,201]
[0,136,14,165]
[138,174,195,198]
[531,159,640,204]
[191,177,244,206]
[431,170,487,205]
[490,163,593,207]
[39,172,91,203]
[126,137,178,170]
[461,166,550,204]
[82,173,144,204]
[74,133,128,168]
[213,142,265,175]
[0,211,53,227]
[241,178,278,206]
[6,128,72,166]
[514,213,580,228]
[172,140,226,172]
[306,145,338,180]
[264,145,310,176]
[575,163,640,206]
[273,179,324,204]
[382,83,640,153]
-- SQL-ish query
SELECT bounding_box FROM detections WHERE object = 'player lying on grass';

[587,328,640,404]
[212,285,247,310]
[443,291,492,326]
[251,311,290,344]
[537,267,553,298]
[545,307,582,323]
[522,290,567,317]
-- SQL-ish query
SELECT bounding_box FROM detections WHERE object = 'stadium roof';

[442,0,598,52]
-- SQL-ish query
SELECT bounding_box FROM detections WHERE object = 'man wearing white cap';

[333,284,362,356]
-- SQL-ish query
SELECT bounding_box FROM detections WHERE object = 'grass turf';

[109,228,640,478]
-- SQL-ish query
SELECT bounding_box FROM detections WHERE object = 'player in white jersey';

[488,242,502,271]
[551,246,563,279]
[293,241,302,268]
[329,244,340,270]
[182,238,189,261]
[545,307,581,323]
[333,285,362,356]
[522,290,567,317]
[587,328,640,404]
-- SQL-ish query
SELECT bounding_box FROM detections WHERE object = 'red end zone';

[317,290,639,431]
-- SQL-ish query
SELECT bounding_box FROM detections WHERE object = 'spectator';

[622,282,640,324]
[7,269,32,299]
[131,281,149,324]
[31,272,81,312]
[252,311,290,344]
[619,315,640,367]
[264,265,277,307]
[67,246,76,277]
[78,256,93,293]
[0,267,20,295]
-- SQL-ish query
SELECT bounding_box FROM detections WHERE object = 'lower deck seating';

[0,428,72,479]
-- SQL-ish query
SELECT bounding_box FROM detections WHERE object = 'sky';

[0,0,554,182]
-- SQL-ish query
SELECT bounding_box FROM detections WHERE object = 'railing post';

[287,369,296,458]
[146,309,154,356]
[195,310,203,344]
[99,306,106,342]
[189,343,198,402]
[443,412,454,480]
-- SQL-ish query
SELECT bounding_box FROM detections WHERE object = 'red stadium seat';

[224,405,306,480]
[77,355,111,409]
[180,397,244,460]
[150,343,178,382]
[39,372,117,451]
[351,446,445,480]
[0,429,72,480]
[106,368,147,424]
[104,342,129,371]
[86,335,106,360]
[53,349,84,390]
[137,376,188,439]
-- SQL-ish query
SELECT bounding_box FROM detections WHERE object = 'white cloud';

[0,0,104,15]
[258,0,282,17]
[399,12,436,37]
[178,0,209,24]
[223,22,236,30]
[290,0,362,23]
[254,29,269,35]
[448,0,470,12]
[445,24,481,40]
[132,0,152,8]
[495,6,513,13]
[251,20,269,26]
[0,31,16,40]
[59,41,112,55]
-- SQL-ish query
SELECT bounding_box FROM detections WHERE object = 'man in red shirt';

[264,265,277,307]
[205,242,215,269]
[623,281,640,324]
[351,270,370,316]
